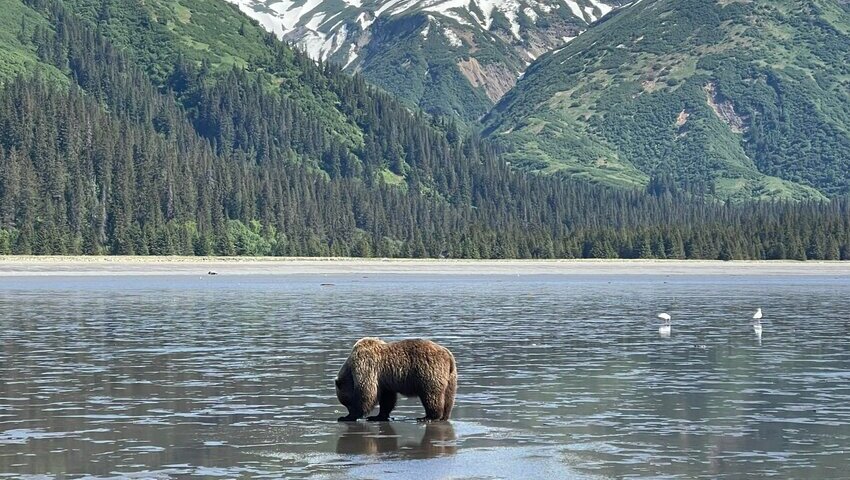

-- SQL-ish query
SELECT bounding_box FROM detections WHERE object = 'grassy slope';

[0,0,66,83]
[485,0,850,200]
[62,0,363,148]
[358,15,483,121]
[351,1,621,122]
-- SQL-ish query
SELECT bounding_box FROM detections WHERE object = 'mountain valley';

[228,0,625,119]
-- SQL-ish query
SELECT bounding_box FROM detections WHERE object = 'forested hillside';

[1,0,849,259]
[484,0,850,201]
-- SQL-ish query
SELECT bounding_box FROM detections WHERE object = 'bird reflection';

[336,421,457,459]
[753,308,763,338]
[657,312,672,337]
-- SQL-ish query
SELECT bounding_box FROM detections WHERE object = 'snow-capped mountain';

[228,0,624,119]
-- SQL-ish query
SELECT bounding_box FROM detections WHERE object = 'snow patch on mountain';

[228,0,621,63]
[589,0,613,17]
[344,45,359,68]
[443,26,463,46]
[356,11,374,29]
[564,1,585,22]
[423,0,474,26]
[227,0,624,107]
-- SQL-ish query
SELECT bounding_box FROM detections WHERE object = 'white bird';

[752,308,763,336]
[657,312,672,337]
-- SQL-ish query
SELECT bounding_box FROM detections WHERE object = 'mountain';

[1,0,848,260]
[0,0,586,256]
[483,0,850,200]
[227,0,624,120]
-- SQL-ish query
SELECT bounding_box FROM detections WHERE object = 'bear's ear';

[334,378,341,387]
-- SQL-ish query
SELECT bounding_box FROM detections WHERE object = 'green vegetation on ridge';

[63,0,364,148]
[484,0,850,200]
[356,13,503,121]
[0,0,65,82]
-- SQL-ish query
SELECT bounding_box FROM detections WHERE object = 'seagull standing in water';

[658,312,672,337]
[752,308,763,336]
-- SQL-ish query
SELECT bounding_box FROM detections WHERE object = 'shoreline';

[1,256,849,276]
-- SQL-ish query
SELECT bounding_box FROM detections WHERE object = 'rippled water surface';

[1,273,850,478]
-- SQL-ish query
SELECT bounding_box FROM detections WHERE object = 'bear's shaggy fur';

[335,338,457,422]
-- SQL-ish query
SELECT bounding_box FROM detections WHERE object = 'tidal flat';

[1,261,849,478]
[1,256,850,276]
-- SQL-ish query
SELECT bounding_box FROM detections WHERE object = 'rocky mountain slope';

[483,0,850,200]
[228,0,624,119]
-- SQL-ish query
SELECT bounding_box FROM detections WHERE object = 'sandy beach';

[0,256,848,276]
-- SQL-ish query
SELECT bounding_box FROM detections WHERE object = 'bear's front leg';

[338,407,362,422]
[367,390,397,421]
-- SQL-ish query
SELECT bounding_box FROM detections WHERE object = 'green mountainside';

[350,1,626,122]
[353,12,515,122]
[0,0,849,259]
[226,0,626,123]
[62,0,365,147]
[0,0,66,82]
[483,0,850,200]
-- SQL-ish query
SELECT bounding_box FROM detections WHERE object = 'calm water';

[1,273,849,478]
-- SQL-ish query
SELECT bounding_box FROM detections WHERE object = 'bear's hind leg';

[418,388,445,422]
[367,390,397,421]
[441,375,456,420]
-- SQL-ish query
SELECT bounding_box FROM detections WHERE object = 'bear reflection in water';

[336,421,457,459]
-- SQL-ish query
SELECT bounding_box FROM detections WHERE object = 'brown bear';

[335,338,457,422]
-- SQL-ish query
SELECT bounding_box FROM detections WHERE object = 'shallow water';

[1,273,849,478]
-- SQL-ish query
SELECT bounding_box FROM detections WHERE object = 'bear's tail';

[442,353,457,420]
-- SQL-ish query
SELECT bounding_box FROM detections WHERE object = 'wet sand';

[0,256,848,276]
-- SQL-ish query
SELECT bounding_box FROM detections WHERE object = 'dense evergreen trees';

[0,0,849,259]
